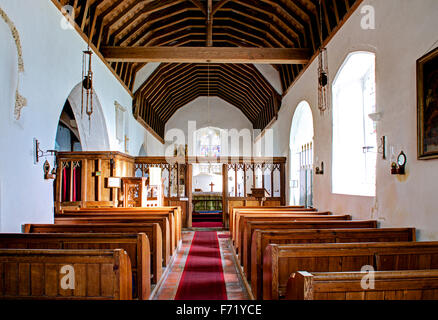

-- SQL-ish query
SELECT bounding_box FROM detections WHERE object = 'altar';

[192,192,223,212]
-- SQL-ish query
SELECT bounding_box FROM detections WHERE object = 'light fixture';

[317,0,329,115]
[391,151,407,175]
[33,138,57,164]
[81,5,94,122]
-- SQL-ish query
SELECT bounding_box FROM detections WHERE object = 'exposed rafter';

[51,0,363,140]
[101,46,310,64]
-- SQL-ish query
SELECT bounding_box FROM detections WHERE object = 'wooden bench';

[263,241,438,300]
[23,223,163,284]
[242,220,377,271]
[0,248,132,300]
[54,216,172,265]
[59,206,182,247]
[249,227,415,299]
[287,270,438,300]
[236,213,351,257]
[232,208,322,245]
[230,206,312,238]
[56,212,177,255]
[0,233,150,299]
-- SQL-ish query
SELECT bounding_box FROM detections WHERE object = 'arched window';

[195,127,222,157]
[289,101,314,207]
[332,52,377,196]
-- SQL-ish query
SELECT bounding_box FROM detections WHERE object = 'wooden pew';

[231,208,321,244]
[54,216,172,265]
[0,248,132,300]
[249,227,415,299]
[57,211,177,255]
[287,270,438,300]
[243,220,377,274]
[236,213,350,258]
[234,211,332,246]
[23,223,163,284]
[230,206,311,237]
[263,241,438,300]
[58,206,182,247]
[0,233,150,299]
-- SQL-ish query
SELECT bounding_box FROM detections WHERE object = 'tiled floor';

[152,230,252,300]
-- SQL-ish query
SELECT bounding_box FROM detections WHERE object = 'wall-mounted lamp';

[33,138,57,164]
[391,151,406,175]
[43,160,56,180]
[315,161,324,175]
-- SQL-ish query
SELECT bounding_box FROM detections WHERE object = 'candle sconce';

[391,151,406,175]
[315,161,324,175]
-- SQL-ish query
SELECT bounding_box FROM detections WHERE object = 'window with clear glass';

[332,52,377,196]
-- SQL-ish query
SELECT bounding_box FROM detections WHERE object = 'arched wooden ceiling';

[52,0,362,140]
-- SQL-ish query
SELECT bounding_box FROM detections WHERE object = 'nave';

[1,0,438,305]
[153,230,251,300]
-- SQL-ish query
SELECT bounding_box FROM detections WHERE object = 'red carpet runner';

[174,231,227,300]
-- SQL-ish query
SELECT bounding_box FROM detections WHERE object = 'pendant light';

[81,6,94,122]
[317,0,329,115]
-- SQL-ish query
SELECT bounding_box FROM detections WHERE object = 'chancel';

[1,0,438,304]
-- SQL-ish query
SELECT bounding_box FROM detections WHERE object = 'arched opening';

[332,51,376,196]
[55,100,82,152]
[138,143,147,156]
[61,82,110,151]
[289,101,314,207]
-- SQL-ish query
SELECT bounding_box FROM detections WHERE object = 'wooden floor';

[151,230,251,300]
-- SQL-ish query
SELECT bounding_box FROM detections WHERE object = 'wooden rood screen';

[135,157,287,228]
[54,153,286,228]
[135,157,191,227]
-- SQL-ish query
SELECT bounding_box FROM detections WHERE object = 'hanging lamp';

[81,5,94,122]
[317,0,329,115]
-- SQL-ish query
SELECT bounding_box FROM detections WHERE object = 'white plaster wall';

[268,0,438,240]
[0,0,160,232]
[254,64,283,95]
[165,96,254,157]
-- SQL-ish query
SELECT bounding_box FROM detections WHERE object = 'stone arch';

[289,101,314,206]
[64,82,110,151]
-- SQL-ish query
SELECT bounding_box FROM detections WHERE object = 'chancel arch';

[55,100,82,152]
[289,101,314,207]
[65,82,110,151]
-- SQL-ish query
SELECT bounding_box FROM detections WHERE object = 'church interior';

[1,0,438,302]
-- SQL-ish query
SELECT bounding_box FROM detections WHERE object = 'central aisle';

[152,230,252,300]
[174,231,227,300]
